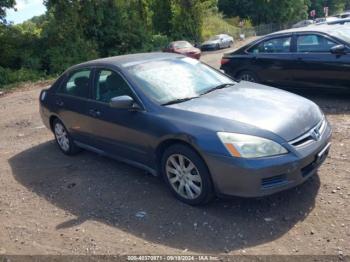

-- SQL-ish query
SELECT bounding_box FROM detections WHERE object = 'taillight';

[40,90,47,101]
[221,58,230,65]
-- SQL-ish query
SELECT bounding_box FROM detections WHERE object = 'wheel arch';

[155,138,215,189]
[49,115,60,132]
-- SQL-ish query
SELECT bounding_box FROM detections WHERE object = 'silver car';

[201,34,234,50]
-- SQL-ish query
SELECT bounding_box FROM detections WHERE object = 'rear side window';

[297,34,338,53]
[248,36,291,54]
[59,69,91,98]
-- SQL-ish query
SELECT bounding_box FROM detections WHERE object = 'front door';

[86,68,152,165]
[293,33,350,89]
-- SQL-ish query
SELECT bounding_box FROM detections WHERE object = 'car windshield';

[331,28,350,43]
[126,57,235,105]
[209,35,221,40]
[173,41,192,49]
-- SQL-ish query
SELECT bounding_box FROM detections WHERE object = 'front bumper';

[185,53,201,60]
[203,123,332,197]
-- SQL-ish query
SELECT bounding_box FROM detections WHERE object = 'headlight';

[217,132,288,158]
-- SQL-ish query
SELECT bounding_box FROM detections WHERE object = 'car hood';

[168,82,323,141]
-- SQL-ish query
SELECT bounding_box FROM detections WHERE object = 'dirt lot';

[0,46,350,257]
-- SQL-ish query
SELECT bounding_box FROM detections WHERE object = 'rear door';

[53,68,93,144]
[293,33,350,89]
[247,35,295,87]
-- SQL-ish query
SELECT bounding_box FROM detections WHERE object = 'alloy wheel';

[54,122,70,152]
[165,154,202,200]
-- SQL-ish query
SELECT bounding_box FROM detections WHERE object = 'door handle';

[56,100,64,107]
[89,109,101,118]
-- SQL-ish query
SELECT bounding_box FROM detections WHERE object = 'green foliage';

[0,66,45,88]
[202,11,240,40]
[148,34,171,51]
[152,0,173,35]
[309,0,350,16]
[219,0,350,24]
[219,0,309,24]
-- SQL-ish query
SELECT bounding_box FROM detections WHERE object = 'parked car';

[315,17,339,25]
[40,53,331,205]
[201,34,234,50]
[163,41,201,59]
[292,19,314,28]
[335,11,350,19]
[328,18,350,25]
[221,25,350,90]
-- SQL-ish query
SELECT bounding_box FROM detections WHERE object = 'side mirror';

[330,44,346,54]
[110,95,135,109]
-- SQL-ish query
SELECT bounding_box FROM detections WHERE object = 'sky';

[6,0,46,24]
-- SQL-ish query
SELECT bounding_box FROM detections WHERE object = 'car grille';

[289,118,327,147]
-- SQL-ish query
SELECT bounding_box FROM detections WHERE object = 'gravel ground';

[0,43,349,257]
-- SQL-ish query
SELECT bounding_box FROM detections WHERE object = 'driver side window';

[248,36,291,54]
[296,34,338,53]
[94,69,133,103]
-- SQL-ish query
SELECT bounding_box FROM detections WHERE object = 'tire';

[161,144,214,205]
[53,118,81,155]
[216,44,220,50]
[236,71,259,83]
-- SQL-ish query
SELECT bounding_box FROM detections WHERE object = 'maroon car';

[163,41,201,59]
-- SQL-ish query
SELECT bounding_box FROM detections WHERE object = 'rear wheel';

[237,71,259,83]
[53,119,81,155]
[161,144,214,205]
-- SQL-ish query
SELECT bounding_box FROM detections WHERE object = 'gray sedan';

[201,34,234,50]
[39,53,331,205]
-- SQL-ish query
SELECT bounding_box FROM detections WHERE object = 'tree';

[42,0,98,73]
[171,0,216,41]
[152,0,172,35]
[0,0,15,23]
[218,0,310,24]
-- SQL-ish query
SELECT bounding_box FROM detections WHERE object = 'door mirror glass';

[109,95,135,109]
[330,44,346,54]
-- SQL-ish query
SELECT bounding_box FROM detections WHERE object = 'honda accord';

[39,53,332,205]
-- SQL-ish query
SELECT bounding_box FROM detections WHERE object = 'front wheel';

[161,144,214,205]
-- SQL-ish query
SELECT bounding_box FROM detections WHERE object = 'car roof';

[172,40,190,44]
[69,52,181,71]
[269,24,348,37]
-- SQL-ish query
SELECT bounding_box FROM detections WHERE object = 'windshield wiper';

[162,96,199,106]
[200,83,235,96]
